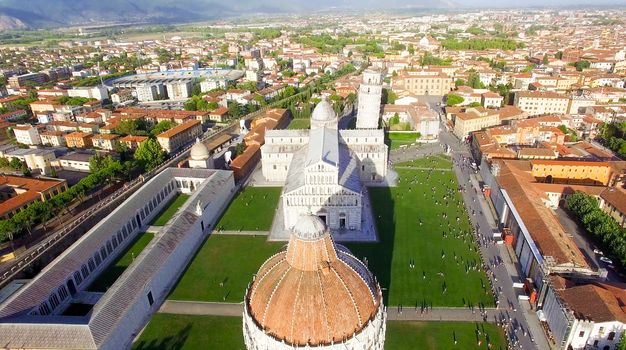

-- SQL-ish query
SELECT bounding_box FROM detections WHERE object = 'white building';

[68,86,109,101]
[0,168,235,350]
[188,138,214,169]
[135,84,164,102]
[12,124,41,145]
[541,279,626,350]
[243,214,386,350]
[165,81,192,100]
[261,97,387,237]
[356,69,383,129]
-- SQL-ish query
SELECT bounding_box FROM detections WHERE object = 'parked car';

[593,248,604,255]
[600,256,613,264]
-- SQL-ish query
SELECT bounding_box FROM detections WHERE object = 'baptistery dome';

[243,214,386,349]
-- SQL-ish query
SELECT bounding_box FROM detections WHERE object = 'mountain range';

[0,0,623,31]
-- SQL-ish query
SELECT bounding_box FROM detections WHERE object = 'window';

[81,265,89,279]
[579,331,585,337]
[48,294,60,309]
[608,332,616,341]
[147,291,154,306]
[88,258,96,272]
[39,303,51,315]
[58,286,69,301]
[74,271,83,285]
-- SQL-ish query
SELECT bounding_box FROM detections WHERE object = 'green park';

[137,155,498,347]
[134,315,507,350]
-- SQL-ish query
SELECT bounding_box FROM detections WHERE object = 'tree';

[21,162,30,176]
[389,113,400,126]
[468,102,482,107]
[570,60,591,72]
[555,51,563,60]
[9,157,22,170]
[227,101,243,118]
[151,120,176,136]
[115,119,148,136]
[455,79,466,87]
[446,94,464,106]
[134,139,166,171]
[542,54,549,65]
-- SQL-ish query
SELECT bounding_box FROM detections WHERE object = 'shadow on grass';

[133,324,191,350]
[346,186,395,304]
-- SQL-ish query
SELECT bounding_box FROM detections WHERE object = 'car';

[600,256,613,264]
[593,248,604,255]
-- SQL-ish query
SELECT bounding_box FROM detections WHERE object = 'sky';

[456,0,626,6]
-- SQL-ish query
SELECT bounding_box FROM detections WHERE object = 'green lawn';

[132,314,244,350]
[133,315,506,350]
[386,321,507,350]
[215,187,282,231]
[151,193,190,226]
[87,232,154,292]
[288,118,310,129]
[347,156,493,307]
[168,235,284,302]
[388,132,420,150]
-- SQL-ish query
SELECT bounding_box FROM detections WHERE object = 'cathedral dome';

[311,98,337,122]
[190,138,210,160]
[244,214,385,348]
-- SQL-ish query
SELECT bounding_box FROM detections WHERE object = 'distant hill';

[0,0,458,30]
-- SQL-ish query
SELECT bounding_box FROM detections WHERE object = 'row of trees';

[566,192,626,270]
[0,156,127,243]
[441,38,523,51]
[599,122,626,158]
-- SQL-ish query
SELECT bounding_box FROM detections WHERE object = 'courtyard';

[287,118,310,130]
[167,235,283,302]
[167,156,492,307]
[387,132,421,150]
[150,193,190,226]
[215,187,282,231]
[87,232,154,292]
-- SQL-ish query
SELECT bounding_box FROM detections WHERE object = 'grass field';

[168,235,283,302]
[387,132,420,150]
[288,118,310,129]
[215,187,282,231]
[386,321,507,350]
[133,315,506,350]
[87,232,154,292]
[151,194,190,226]
[132,314,244,350]
[347,156,493,307]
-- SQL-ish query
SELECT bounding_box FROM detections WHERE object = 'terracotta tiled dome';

[245,214,382,347]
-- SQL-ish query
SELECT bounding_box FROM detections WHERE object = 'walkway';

[159,300,506,323]
[212,230,269,236]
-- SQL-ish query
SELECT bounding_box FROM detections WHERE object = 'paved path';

[439,128,551,350]
[159,300,506,323]
[212,230,269,236]
[159,300,243,317]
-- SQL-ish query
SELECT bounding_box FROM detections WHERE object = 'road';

[436,126,550,350]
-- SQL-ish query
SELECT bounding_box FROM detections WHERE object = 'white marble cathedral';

[261,69,388,234]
